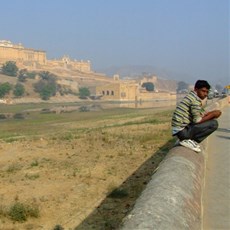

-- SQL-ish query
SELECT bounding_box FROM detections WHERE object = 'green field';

[0,102,173,141]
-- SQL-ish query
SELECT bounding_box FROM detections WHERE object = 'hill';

[0,67,178,104]
[97,64,186,83]
[0,69,116,103]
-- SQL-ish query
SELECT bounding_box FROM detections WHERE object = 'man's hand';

[204,110,222,118]
[199,110,222,123]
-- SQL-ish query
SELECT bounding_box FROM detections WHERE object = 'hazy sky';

[1,0,229,86]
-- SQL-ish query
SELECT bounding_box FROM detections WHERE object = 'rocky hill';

[0,69,115,103]
[153,78,178,92]
[0,67,178,104]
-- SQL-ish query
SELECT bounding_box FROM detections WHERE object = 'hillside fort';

[0,40,91,72]
[0,39,178,103]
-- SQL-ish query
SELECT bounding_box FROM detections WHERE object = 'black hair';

[194,80,211,90]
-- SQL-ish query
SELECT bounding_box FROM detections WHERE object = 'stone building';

[96,81,139,101]
[46,55,91,72]
[96,76,176,101]
[0,40,91,72]
[0,40,46,67]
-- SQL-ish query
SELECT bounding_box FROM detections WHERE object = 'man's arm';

[199,110,222,123]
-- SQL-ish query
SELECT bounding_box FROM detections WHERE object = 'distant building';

[96,76,176,101]
[0,40,91,72]
[0,40,46,67]
[46,55,91,72]
[96,81,139,101]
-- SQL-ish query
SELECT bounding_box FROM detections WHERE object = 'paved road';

[203,105,230,230]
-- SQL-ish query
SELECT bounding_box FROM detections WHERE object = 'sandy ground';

[0,115,173,230]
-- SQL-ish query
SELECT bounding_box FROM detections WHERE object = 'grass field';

[0,103,175,229]
[0,103,173,140]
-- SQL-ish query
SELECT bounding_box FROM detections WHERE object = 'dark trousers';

[175,120,218,143]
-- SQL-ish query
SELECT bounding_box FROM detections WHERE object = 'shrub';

[27,71,37,79]
[2,61,18,76]
[8,202,39,222]
[33,73,57,100]
[13,83,25,97]
[18,69,28,82]
[13,113,25,119]
[0,114,7,119]
[0,82,11,98]
[79,106,90,112]
[9,202,27,222]
[79,87,90,98]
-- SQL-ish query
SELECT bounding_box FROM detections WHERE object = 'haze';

[1,0,229,86]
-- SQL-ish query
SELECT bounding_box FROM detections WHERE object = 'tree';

[177,81,189,93]
[39,71,52,80]
[215,84,223,93]
[142,82,154,91]
[33,73,57,100]
[27,71,36,79]
[39,84,57,100]
[13,83,25,97]
[0,82,11,98]
[79,87,90,98]
[18,69,28,82]
[2,61,18,76]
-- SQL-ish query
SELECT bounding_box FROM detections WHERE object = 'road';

[203,105,230,230]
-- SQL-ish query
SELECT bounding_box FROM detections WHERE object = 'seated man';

[171,80,221,152]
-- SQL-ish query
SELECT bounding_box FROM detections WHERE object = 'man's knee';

[210,119,218,131]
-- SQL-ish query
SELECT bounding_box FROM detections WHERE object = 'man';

[172,80,221,152]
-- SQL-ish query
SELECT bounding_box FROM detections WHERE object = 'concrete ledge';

[120,97,228,230]
[120,146,205,230]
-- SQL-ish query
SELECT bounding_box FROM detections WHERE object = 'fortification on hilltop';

[0,40,178,103]
[0,40,91,72]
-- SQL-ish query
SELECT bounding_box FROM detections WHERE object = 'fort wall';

[0,40,91,72]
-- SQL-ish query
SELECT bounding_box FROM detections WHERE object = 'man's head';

[194,80,211,100]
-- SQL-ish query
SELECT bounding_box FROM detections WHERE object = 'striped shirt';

[171,90,205,135]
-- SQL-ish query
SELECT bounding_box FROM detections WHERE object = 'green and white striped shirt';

[171,90,205,135]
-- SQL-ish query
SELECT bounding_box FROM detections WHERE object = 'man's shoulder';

[181,91,195,103]
[185,91,200,102]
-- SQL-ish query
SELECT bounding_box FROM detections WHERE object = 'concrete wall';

[138,91,176,101]
[120,97,229,230]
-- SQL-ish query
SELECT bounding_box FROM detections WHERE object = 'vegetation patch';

[0,104,174,229]
[0,201,40,223]
[8,202,39,222]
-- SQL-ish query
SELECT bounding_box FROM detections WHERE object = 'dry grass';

[0,104,175,229]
